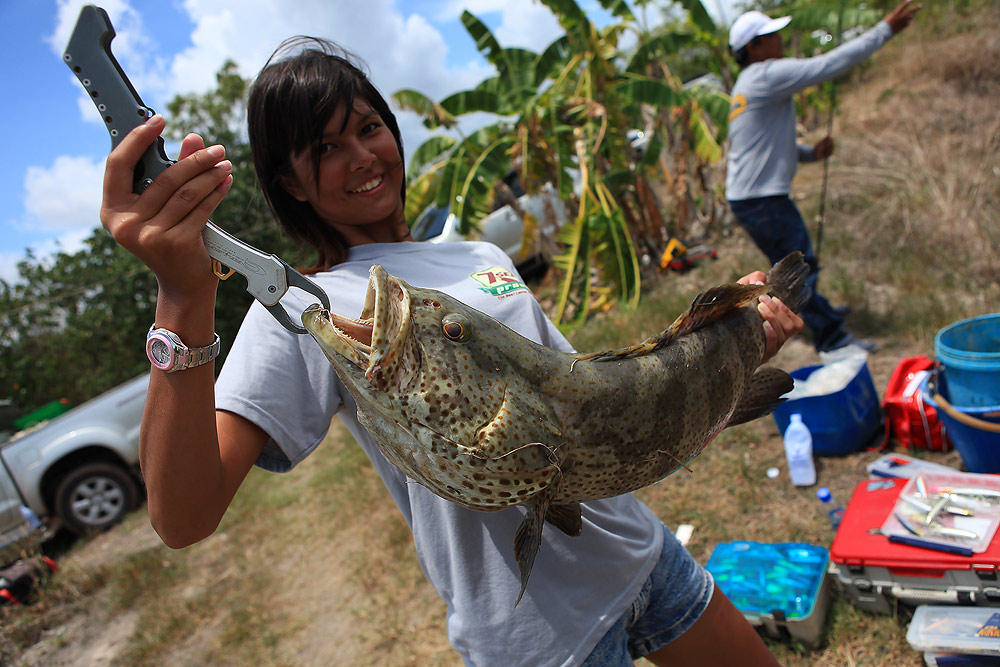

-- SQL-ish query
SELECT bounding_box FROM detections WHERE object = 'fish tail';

[765,252,811,313]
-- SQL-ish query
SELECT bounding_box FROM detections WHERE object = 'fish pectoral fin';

[513,494,550,607]
[726,367,794,427]
[577,283,768,362]
[475,390,563,462]
[545,502,582,537]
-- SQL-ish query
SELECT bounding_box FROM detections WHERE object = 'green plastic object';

[13,398,71,430]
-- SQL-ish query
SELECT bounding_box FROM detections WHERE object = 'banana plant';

[394,0,733,327]
[618,1,733,245]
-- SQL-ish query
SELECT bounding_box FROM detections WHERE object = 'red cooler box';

[830,478,1000,614]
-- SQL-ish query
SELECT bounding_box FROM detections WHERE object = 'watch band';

[146,325,221,373]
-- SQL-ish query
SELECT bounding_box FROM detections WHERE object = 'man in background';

[725,1,920,355]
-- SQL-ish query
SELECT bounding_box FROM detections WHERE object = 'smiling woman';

[95,31,797,667]
[279,102,409,246]
[15,1,566,286]
[246,37,412,272]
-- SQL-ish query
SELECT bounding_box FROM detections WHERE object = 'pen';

[887,534,973,556]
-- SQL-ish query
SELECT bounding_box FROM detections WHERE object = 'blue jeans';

[583,525,714,665]
[729,195,851,352]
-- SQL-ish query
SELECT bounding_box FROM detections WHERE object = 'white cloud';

[23,155,105,233]
[162,1,496,158]
[437,0,563,50]
[169,0,484,99]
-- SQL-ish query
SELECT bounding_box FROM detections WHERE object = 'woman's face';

[284,100,405,242]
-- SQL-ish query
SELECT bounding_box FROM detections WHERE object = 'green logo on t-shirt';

[470,266,528,297]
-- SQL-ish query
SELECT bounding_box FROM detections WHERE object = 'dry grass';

[792,15,1000,342]
[3,6,999,666]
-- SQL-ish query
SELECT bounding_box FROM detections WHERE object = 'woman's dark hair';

[248,37,405,272]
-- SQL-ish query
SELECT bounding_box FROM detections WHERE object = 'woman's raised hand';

[100,114,233,301]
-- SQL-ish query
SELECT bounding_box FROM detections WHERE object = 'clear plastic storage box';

[907,605,1000,657]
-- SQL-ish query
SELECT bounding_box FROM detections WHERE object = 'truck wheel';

[54,463,139,535]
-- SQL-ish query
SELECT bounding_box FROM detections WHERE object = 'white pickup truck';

[0,374,148,549]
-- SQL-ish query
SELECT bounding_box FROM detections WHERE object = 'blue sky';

[0,0,733,283]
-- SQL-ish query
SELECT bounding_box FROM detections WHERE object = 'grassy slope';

[3,5,999,666]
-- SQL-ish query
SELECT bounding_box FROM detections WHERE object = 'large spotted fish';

[302,252,810,602]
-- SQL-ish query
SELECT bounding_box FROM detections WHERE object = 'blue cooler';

[773,362,881,456]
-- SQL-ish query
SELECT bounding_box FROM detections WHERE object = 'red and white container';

[830,477,1000,614]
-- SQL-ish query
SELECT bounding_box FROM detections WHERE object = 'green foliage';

[0,235,156,408]
[1,62,296,411]
[397,0,731,326]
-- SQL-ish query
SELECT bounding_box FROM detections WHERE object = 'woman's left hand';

[739,271,805,363]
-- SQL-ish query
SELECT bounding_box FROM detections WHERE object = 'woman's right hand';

[100,114,233,303]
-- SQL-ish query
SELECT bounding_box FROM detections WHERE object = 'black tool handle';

[61,5,330,332]
[62,4,173,194]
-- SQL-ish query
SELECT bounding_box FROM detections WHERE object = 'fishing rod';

[815,0,847,264]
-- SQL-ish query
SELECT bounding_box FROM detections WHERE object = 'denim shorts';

[582,524,714,665]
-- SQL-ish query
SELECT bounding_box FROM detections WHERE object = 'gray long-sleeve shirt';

[725,21,894,201]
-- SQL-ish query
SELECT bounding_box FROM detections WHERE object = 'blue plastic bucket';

[772,362,881,456]
[935,313,1000,408]
[921,372,1000,473]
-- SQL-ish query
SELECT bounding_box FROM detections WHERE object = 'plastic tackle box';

[830,477,1000,614]
[866,453,958,480]
[706,541,831,647]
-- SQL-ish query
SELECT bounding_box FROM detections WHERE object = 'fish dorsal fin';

[577,283,768,363]
[663,283,769,340]
[546,502,582,537]
[726,367,794,427]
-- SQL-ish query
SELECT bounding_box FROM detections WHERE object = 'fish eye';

[441,314,470,342]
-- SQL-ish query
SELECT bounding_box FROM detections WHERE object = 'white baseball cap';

[729,11,792,51]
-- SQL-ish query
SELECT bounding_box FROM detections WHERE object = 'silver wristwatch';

[146,325,221,373]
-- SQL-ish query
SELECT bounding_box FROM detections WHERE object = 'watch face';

[147,334,175,370]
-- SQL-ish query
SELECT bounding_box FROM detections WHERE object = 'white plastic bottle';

[783,413,816,487]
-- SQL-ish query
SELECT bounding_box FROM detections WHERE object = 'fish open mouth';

[302,265,412,390]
